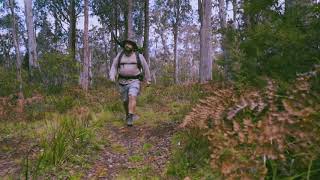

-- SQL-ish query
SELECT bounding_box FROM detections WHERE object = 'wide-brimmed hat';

[120,39,138,50]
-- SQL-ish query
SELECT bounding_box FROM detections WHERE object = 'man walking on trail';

[109,39,151,127]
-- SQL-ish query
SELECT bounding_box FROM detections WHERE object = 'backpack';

[117,51,144,81]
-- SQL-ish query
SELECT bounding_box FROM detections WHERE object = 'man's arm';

[139,54,151,83]
[109,52,121,81]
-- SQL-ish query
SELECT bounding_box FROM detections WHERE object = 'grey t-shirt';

[109,51,151,84]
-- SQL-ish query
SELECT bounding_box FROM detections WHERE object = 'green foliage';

[167,129,217,179]
[104,100,123,112]
[33,115,95,176]
[227,3,320,87]
[52,95,76,113]
[25,101,47,120]
[157,64,175,86]
[128,155,143,163]
[0,67,18,96]
[169,101,191,122]
[38,53,79,93]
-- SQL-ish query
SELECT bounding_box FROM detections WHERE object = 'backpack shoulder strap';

[117,51,125,69]
[135,52,143,71]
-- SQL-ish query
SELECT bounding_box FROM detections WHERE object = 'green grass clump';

[116,165,158,180]
[105,100,123,112]
[128,155,143,163]
[166,129,217,179]
[142,143,153,153]
[34,115,94,173]
[24,109,114,178]
[51,95,77,113]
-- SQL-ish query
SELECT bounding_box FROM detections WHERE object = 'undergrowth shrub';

[181,67,320,179]
[226,3,320,87]
[157,64,174,86]
[167,129,216,179]
[52,95,76,113]
[33,113,94,176]
[0,67,18,96]
[38,53,78,94]
[105,100,123,112]
[25,101,47,120]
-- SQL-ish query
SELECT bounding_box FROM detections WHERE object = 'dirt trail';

[86,121,177,179]
[0,137,37,178]
[0,139,21,177]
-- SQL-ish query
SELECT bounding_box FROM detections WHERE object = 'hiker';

[109,39,151,126]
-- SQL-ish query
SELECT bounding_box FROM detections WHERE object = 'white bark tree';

[9,0,24,100]
[219,0,230,79]
[143,0,150,65]
[24,0,38,72]
[232,0,237,28]
[81,0,90,91]
[219,0,227,29]
[127,0,134,39]
[199,0,212,83]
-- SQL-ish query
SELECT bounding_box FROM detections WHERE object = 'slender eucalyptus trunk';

[160,31,170,57]
[112,0,118,55]
[69,0,77,60]
[9,0,24,100]
[199,0,213,83]
[219,0,230,79]
[81,0,90,91]
[143,0,150,65]
[24,0,38,72]
[232,0,237,28]
[173,0,181,84]
[219,0,227,29]
[127,0,134,39]
[173,25,179,84]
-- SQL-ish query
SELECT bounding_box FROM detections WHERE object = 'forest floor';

[0,83,208,179]
[86,118,177,179]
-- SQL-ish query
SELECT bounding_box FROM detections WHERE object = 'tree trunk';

[219,0,227,29]
[9,0,24,100]
[232,0,237,28]
[173,25,179,84]
[24,0,38,72]
[160,31,170,58]
[126,0,134,39]
[115,4,119,54]
[219,0,230,79]
[173,0,181,84]
[69,0,77,60]
[81,0,90,91]
[112,0,118,55]
[143,0,150,65]
[199,0,212,83]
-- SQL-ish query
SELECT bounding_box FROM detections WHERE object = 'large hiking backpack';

[117,51,144,81]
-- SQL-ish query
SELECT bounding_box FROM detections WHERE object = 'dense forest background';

[0,0,320,179]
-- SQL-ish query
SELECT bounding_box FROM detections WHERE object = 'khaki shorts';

[118,80,140,102]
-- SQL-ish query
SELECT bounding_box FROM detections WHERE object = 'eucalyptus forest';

[0,0,319,179]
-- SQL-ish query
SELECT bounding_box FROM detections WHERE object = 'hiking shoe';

[127,114,133,127]
[133,114,139,121]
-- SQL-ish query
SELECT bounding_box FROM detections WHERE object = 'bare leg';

[128,95,137,114]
